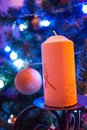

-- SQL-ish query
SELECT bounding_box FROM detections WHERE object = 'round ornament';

[31,16,41,31]
[15,67,42,95]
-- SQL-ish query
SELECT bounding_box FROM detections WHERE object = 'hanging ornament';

[15,67,42,95]
[31,16,41,31]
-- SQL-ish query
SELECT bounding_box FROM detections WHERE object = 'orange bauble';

[31,16,41,30]
[15,67,42,95]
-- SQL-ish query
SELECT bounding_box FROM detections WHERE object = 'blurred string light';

[0,79,4,89]
[82,4,87,14]
[40,20,51,27]
[74,110,77,113]
[4,46,11,52]
[10,51,18,60]
[8,114,16,124]
[19,23,28,31]
[13,59,24,69]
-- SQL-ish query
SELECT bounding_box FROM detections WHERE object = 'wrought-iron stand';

[13,95,87,130]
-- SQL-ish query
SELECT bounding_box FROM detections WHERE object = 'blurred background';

[0,0,87,129]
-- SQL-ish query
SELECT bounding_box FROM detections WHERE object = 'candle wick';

[53,30,58,36]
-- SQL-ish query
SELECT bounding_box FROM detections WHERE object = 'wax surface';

[41,35,77,107]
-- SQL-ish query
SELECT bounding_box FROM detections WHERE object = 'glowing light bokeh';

[4,46,11,52]
[19,23,28,31]
[82,4,87,14]
[0,79,4,89]
[40,20,51,27]
[13,59,24,69]
[10,51,18,60]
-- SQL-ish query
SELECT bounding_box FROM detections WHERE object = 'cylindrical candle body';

[41,36,77,107]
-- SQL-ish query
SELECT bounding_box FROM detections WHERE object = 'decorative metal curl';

[13,96,84,130]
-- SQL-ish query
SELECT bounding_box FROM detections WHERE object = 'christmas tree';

[0,0,87,129]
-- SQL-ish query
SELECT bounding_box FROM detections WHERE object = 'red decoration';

[15,67,42,95]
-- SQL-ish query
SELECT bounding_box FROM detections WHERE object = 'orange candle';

[41,35,77,107]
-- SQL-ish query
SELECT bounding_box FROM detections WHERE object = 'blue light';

[19,23,28,31]
[82,4,87,14]
[10,51,18,60]
[40,20,51,27]
[4,46,11,52]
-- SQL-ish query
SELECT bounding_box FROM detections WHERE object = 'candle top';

[43,35,73,44]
